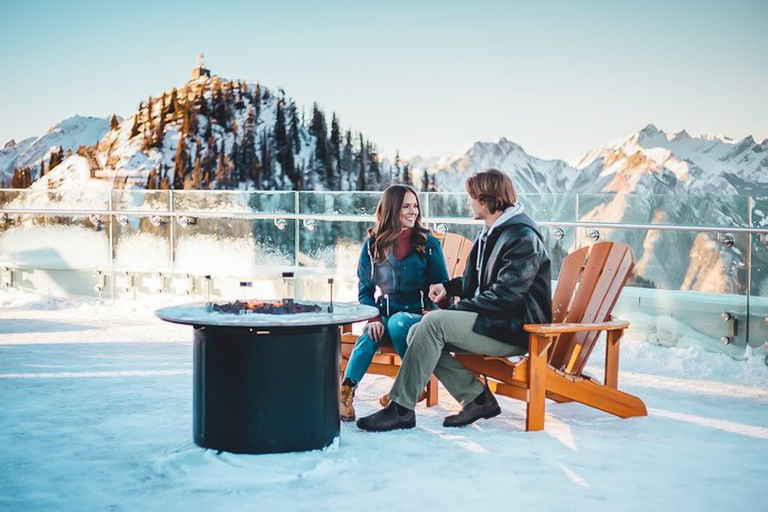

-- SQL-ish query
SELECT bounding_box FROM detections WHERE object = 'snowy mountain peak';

[639,123,661,136]
[1,116,110,186]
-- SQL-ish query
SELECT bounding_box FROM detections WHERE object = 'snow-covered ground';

[1,290,767,512]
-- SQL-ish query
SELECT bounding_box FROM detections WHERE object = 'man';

[357,169,552,432]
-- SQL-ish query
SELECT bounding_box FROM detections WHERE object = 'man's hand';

[429,283,447,303]
[367,321,385,342]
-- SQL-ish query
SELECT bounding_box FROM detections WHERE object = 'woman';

[341,184,449,421]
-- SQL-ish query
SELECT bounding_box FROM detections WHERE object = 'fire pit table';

[155,301,378,454]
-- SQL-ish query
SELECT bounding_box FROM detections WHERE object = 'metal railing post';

[169,189,176,265]
[294,192,300,270]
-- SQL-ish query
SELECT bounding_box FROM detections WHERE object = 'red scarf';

[394,228,412,260]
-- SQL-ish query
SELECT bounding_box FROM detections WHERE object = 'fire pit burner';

[211,300,322,315]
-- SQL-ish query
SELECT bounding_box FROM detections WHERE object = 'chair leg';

[526,333,552,431]
[426,375,439,407]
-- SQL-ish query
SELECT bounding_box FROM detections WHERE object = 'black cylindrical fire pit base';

[193,325,340,454]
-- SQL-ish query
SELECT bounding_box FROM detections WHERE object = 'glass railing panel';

[299,191,382,216]
[112,214,171,271]
[172,190,294,213]
[520,194,577,223]
[748,196,768,351]
[112,190,170,212]
[577,194,750,227]
[0,188,109,211]
[583,226,749,358]
[0,213,110,270]
[426,192,468,219]
[296,219,370,303]
[172,216,296,278]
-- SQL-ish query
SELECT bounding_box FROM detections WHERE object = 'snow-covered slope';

[4,74,386,192]
[0,116,110,185]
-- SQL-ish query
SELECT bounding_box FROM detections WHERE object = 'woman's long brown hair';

[368,184,430,262]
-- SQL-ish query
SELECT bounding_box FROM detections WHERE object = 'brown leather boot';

[379,389,429,408]
[341,384,356,421]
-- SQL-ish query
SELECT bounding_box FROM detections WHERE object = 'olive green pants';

[388,309,527,410]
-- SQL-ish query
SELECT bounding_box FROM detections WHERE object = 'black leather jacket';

[444,213,552,349]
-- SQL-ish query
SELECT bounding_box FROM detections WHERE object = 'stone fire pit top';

[155,301,379,328]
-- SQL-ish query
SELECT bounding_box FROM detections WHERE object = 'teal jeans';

[344,312,422,384]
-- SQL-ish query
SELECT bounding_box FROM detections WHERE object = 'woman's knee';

[352,331,379,355]
[388,312,419,338]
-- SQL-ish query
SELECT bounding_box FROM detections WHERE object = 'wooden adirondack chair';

[455,241,647,431]
[340,232,473,406]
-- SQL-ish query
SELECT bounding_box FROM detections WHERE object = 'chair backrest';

[439,233,473,279]
[548,242,634,375]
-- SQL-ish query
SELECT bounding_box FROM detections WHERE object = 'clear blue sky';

[1,0,766,162]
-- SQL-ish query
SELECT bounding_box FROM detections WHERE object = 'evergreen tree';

[253,84,261,119]
[215,141,228,188]
[401,162,412,186]
[146,168,157,190]
[169,88,179,117]
[241,106,257,184]
[275,99,298,189]
[129,115,140,139]
[173,135,187,189]
[428,174,438,192]
[330,113,341,190]
[39,158,46,179]
[392,151,401,183]
[230,140,240,183]
[260,136,272,189]
[421,169,429,191]
[355,134,367,190]
[197,85,209,117]
[288,100,300,154]
[154,93,166,148]
[368,142,382,190]
[192,144,202,189]
[341,130,353,190]
[309,104,329,187]
[143,97,155,149]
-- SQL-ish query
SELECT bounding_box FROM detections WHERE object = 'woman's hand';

[429,283,447,303]
[367,321,385,342]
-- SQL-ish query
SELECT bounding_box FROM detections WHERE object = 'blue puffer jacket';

[358,233,449,316]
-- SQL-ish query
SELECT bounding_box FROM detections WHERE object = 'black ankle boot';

[356,402,416,432]
[443,386,501,427]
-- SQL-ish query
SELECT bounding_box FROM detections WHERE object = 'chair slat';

[441,233,472,279]
[571,247,634,373]
[551,246,589,324]
[549,243,614,369]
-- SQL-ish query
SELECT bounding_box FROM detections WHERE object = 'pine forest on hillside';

[6,76,433,192]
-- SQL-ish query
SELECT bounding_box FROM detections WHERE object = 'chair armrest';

[523,318,629,335]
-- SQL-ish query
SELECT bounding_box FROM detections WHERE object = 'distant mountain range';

[414,124,768,195]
